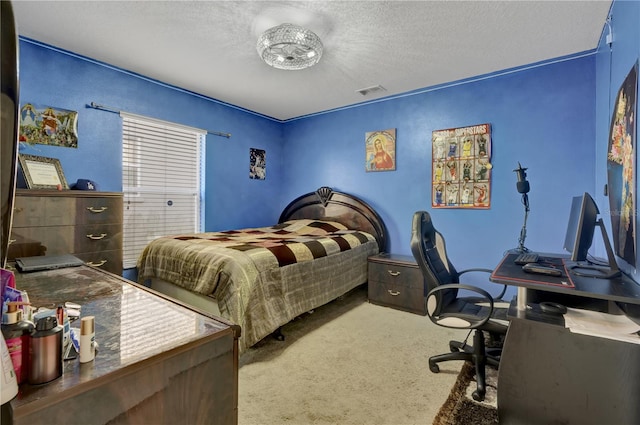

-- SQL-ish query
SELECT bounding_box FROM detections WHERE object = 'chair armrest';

[458,268,507,300]
[459,268,494,274]
[426,283,494,329]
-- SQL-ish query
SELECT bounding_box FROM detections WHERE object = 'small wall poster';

[250,148,266,180]
[365,128,396,172]
[432,123,491,209]
[19,103,78,148]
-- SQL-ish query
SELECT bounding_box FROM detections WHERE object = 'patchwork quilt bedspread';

[137,219,379,351]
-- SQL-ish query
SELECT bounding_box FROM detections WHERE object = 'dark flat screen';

[564,192,599,262]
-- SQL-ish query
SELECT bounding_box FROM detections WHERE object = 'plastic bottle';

[1,302,34,384]
[79,316,95,363]
[1,336,18,425]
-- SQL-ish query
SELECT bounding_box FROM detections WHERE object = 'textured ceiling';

[12,1,612,121]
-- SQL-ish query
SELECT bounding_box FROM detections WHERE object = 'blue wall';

[283,56,596,273]
[18,2,639,293]
[18,40,286,233]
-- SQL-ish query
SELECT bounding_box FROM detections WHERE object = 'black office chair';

[410,211,509,401]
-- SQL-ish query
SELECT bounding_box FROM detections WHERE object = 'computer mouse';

[539,301,567,315]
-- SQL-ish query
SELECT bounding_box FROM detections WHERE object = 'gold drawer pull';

[387,290,401,296]
[86,260,107,267]
[86,233,107,240]
[87,206,108,213]
[387,270,401,276]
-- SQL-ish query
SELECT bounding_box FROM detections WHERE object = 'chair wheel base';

[472,390,485,402]
[429,362,440,373]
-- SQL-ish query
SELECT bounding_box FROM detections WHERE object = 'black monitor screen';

[563,192,599,262]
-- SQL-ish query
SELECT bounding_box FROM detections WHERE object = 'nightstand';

[368,253,426,315]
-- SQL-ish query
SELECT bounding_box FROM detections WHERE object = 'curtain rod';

[87,102,231,138]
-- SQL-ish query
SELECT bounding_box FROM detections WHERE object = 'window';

[121,112,205,269]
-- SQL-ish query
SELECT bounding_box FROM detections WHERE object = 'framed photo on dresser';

[18,154,69,190]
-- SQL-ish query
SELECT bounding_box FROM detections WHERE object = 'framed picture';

[249,148,266,180]
[19,103,78,148]
[18,154,69,190]
[365,129,396,172]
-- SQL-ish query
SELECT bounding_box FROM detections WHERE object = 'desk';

[492,253,640,312]
[9,265,240,425]
[490,253,640,425]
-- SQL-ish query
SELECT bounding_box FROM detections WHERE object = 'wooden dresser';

[368,253,427,315]
[10,265,239,425]
[8,189,123,275]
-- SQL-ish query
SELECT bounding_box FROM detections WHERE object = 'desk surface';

[10,266,238,425]
[491,252,640,306]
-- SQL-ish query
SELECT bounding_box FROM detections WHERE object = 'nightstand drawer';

[368,280,426,315]
[368,253,426,315]
[368,260,423,287]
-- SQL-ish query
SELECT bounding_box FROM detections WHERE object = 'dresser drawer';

[75,251,123,275]
[74,223,123,253]
[368,253,426,315]
[9,226,74,256]
[9,225,122,259]
[12,196,76,227]
[10,190,124,275]
[77,197,123,225]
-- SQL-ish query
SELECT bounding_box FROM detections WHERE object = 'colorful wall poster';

[432,123,491,209]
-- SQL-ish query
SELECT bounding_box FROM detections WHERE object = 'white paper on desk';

[564,307,640,344]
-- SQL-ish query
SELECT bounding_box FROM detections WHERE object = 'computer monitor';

[563,192,621,279]
[564,193,598,262]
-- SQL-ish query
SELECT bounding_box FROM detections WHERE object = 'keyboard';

[513,252,539,265]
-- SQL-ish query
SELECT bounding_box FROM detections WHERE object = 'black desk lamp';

[514,162,530,252]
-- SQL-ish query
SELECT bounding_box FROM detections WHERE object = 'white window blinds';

[121,112,205,269]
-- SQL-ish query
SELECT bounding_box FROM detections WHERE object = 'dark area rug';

[432,361,499,425]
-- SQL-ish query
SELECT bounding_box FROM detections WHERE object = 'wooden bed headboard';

[278,186,388,252]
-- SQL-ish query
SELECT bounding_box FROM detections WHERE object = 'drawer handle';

[387,270,401,277]
[387,290,401,296]
[86,233,107,240]
[86,260,107,267]
[87,206,108,213]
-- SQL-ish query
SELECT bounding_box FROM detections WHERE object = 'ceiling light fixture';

[257,23,323,71]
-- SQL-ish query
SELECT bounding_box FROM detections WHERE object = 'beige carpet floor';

[238,284,471,425]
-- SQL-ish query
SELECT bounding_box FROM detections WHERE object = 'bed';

[137,187,387,352]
